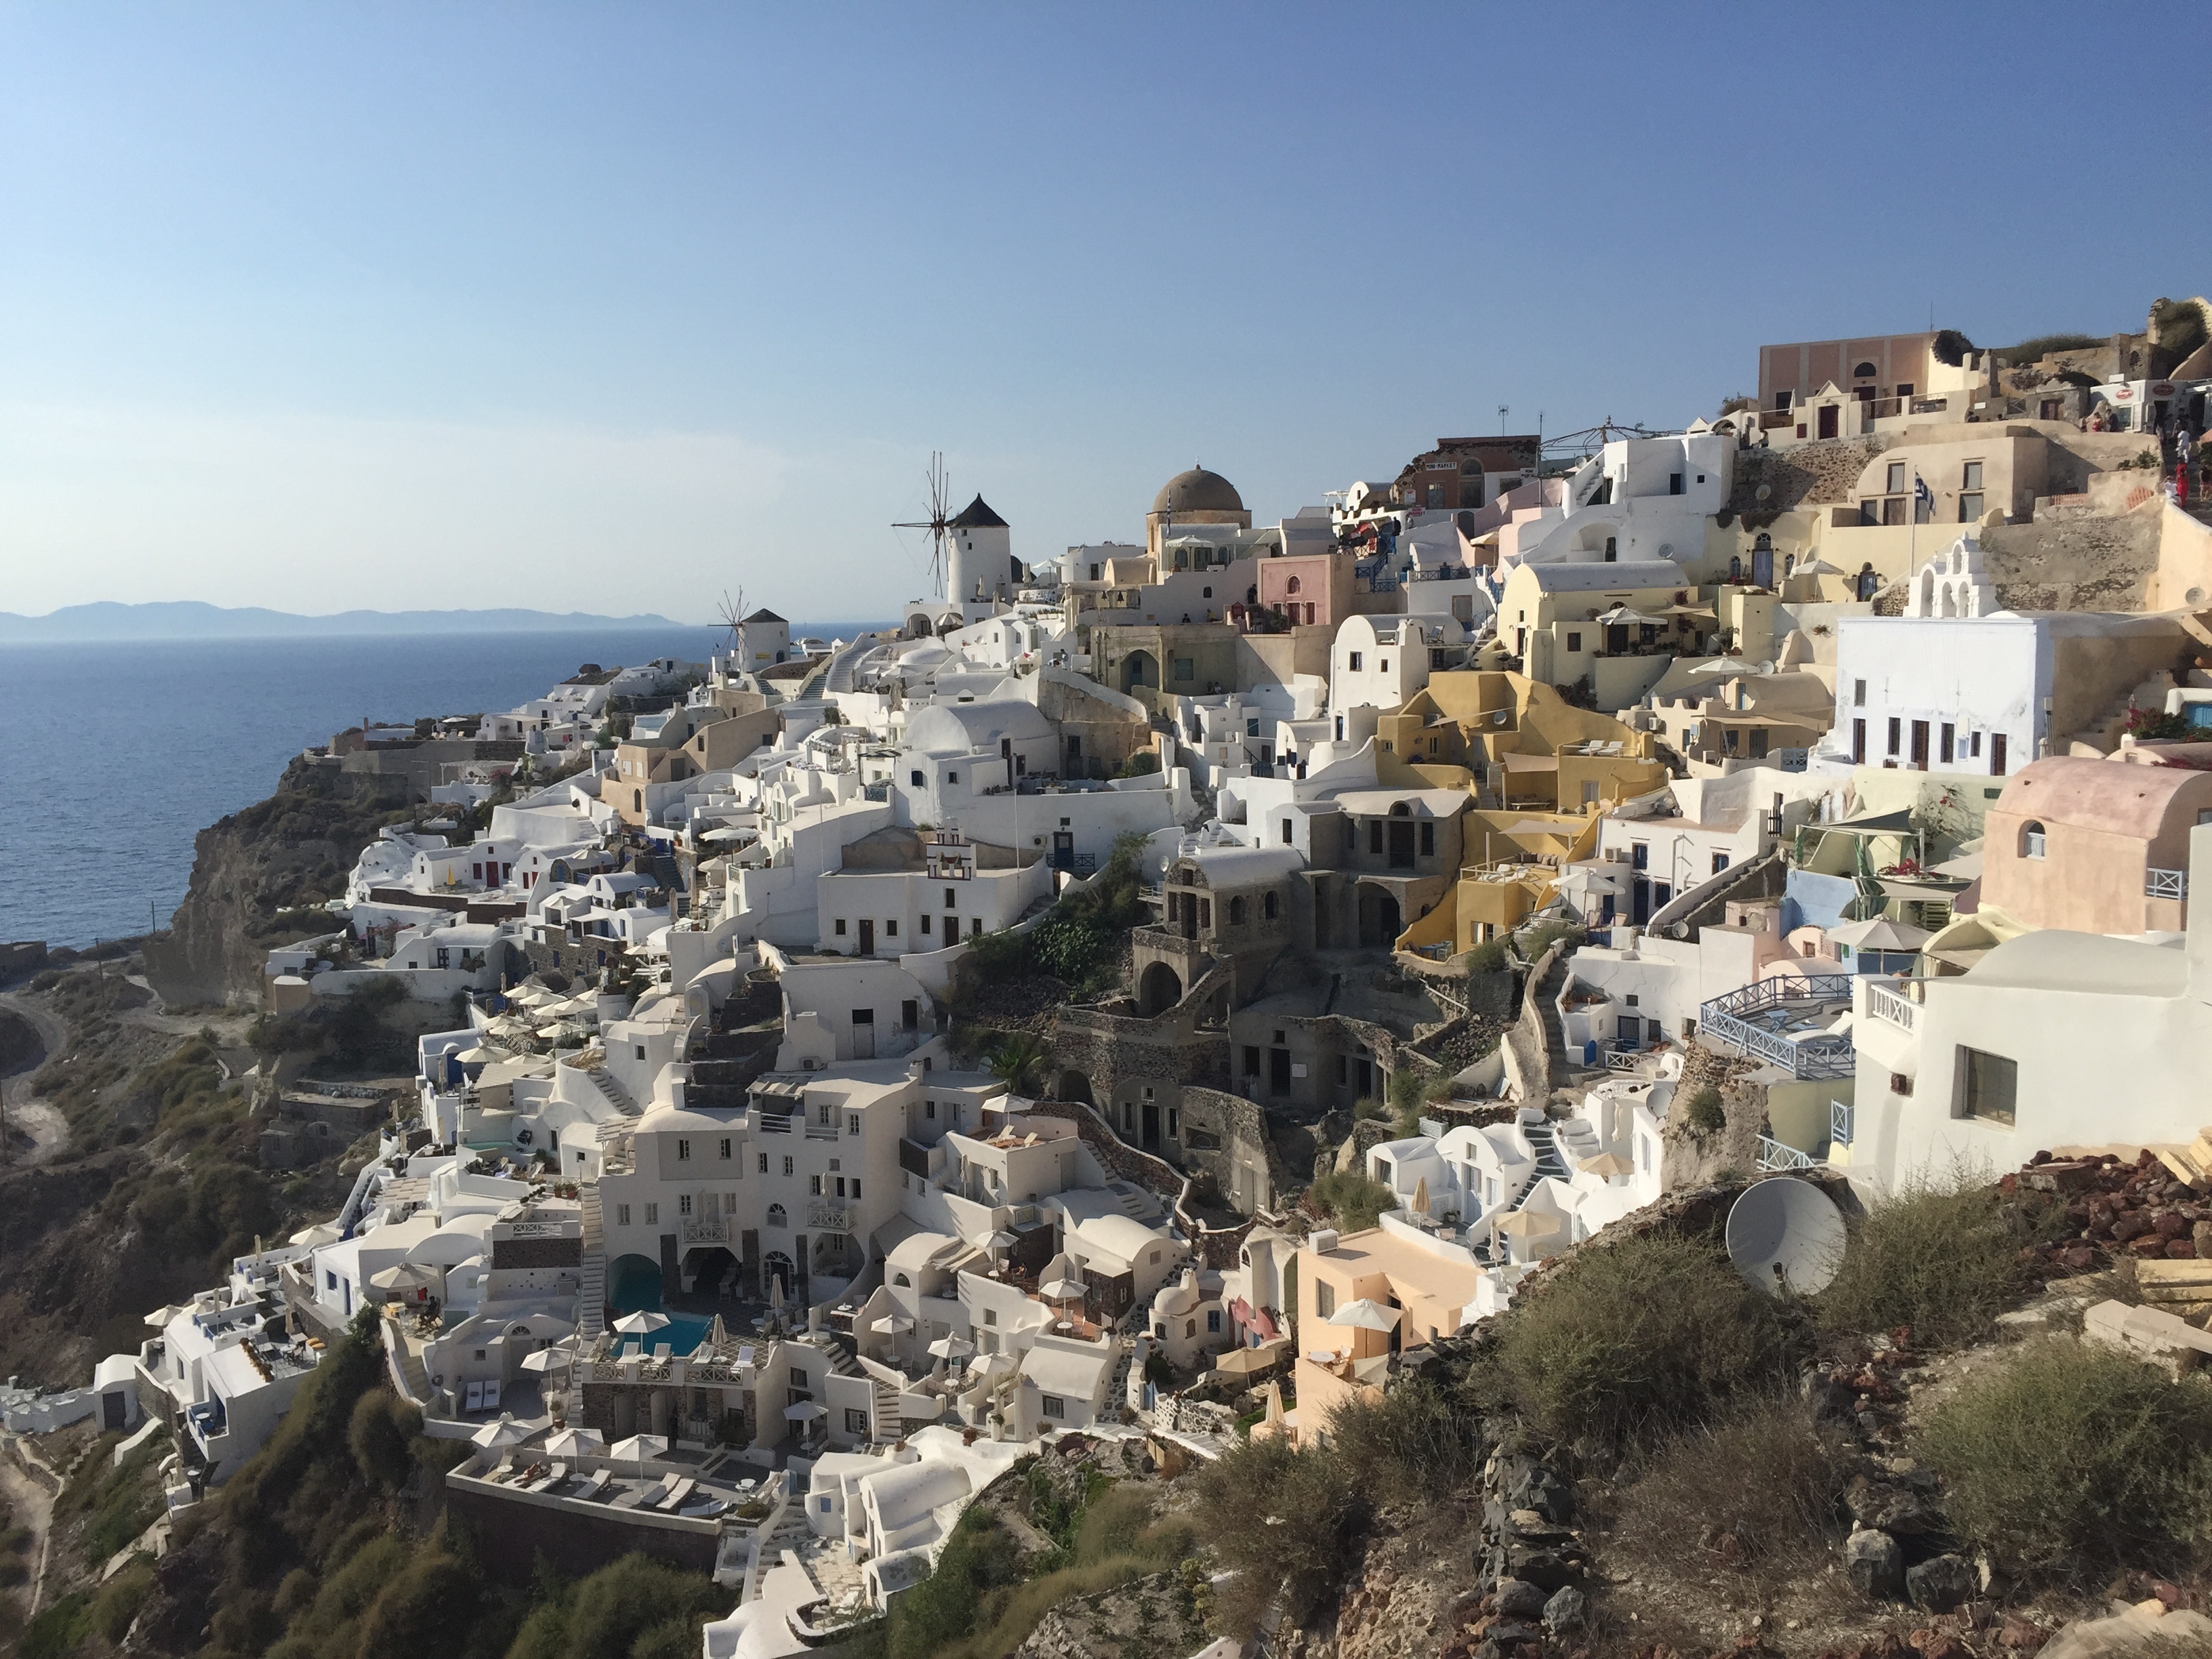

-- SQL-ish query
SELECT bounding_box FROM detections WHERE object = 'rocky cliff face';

[143,756,413,1007]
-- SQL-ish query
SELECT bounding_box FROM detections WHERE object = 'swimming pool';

[610,1313,714,1357]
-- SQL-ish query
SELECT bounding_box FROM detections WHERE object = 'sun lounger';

[630,1477,670,1508]
[651,1343,672,1364]
[481,1380,501,1411]
[464,1380,485,1412]
[659,1477,696,1510]
[526,1461,567,1492]
[576,1468,611,1500]
[487,1455,516,1482]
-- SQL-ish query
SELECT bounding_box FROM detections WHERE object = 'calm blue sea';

[0,627,881,949]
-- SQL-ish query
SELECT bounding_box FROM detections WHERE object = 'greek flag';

[1914,475,1935,518]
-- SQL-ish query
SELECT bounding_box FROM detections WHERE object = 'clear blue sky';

[3,3,2202,622]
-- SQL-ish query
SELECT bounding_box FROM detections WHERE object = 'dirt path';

[0,992,68,1166]
[119,975,255,1043]
[0,1435,60,1617]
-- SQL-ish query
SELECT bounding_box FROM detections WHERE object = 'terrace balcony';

[1697,975,1856,1080]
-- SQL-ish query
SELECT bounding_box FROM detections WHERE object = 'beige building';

[1288,1221,1486,1444]
[1981,754,2212,937]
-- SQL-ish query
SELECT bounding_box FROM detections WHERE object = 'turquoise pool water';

[611,1313,714,1356]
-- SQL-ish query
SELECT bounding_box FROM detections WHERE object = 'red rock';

[2060,1246,2098,1270]
[1997,1619,2049,1652]
[2113,1212,2150,1242]
[2131,1234,2171,1256]
[2168,1240,2198,1258]
[2156,1212,2191,1240]
[2149,1578,2186,1607]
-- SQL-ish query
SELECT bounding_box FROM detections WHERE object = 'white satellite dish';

[1725,1176,1847,1297]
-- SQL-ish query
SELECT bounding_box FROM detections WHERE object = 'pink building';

[1254,552,1353,628]
[1982,755,2212,935]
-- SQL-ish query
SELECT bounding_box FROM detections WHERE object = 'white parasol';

[1326,1298,1401,1332]
[471,1412,533,1451]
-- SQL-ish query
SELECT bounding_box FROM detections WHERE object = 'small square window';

[834,919,847,935]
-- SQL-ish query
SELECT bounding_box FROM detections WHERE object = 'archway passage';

[1359,887,1404,949]
[682,1245,737,1296]
[1122,650,1160,693]
[609,1254,665,1314]
[1139,961,1183,1016]
[1054,1068,1095,1106]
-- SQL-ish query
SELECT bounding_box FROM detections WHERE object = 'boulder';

[1502,1546,1580,1591]
[1845,1526,1904,1601]
[1541,1586,1588,1636]
[1845,1475,1942,1534]
[1906,1553,1977,1614]
[1492,1579,1547,1620]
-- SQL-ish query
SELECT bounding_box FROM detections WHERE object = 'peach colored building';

[1981,756,2212,935]
[1288,1221,1486,1444]
[1254,552,1354,629]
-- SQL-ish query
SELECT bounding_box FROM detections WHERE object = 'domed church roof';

[1151,467,1245,516]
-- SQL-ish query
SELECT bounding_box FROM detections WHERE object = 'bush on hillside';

[1610,1396,1856,1583]
[1815,1174,2053,1349]
[1490,1230,1806,1457]
[1681,1086,1725,1136]
[1918,1336,2212,1582]
[1193,1432,1368,1633]
[1324,1378,1487,1498]
[1307,1169,1396,1232]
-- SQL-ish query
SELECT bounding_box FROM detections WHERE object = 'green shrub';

[1192,1432,1367,1632]
[348,1389,424,1488]
[1681,1086,1725,1136]
[1491,1230,1805,1457]
[1919,1336,2212,1581]
[888,1507,1025,1659]
[1989,332,2102,364]
[1324,1378,1486,1496]
[1816,1175,2051,1349]
[1308,1169,1396,1232]
[89,1559,157,1642]
[19,1592,90,1659]
[1610,1395,1856,1581]
[1465,939,1509,975]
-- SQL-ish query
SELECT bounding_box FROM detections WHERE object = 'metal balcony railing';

[1830,1098,1854,1147]
[1698,976,1857,1081]
[2147,866,2188,900]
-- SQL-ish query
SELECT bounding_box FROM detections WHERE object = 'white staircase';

[579,1185,607,1338]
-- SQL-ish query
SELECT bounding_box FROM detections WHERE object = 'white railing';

[1830,1098,1854,1148]
[2147,866,2188,900]
[1866,979,1917,1032]
[1757,1134,1818,1172]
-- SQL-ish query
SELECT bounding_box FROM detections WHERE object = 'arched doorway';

[1054,1068,1094,1106]
[1122,650,1159,693]
[1139,961,1183,1015]
[763,1251,797,1305]
[681,1245,737,1296]
[1359,886,1404,949]
[608,1253,664,1316]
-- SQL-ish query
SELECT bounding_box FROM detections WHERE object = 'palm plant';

[985,1031,1051,1097]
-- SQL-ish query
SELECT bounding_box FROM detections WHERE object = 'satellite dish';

[1725,1177,1847,1297]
